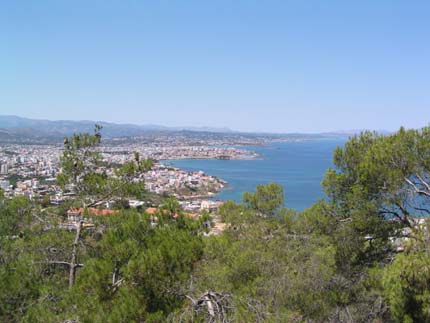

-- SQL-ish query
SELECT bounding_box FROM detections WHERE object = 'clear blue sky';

[1,1,429,133]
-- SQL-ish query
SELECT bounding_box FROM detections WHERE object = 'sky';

[1,0,430,133]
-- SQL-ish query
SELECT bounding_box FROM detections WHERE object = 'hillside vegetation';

[1,126,430,322]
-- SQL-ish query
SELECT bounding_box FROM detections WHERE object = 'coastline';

[164,140,343,210]
[158,147,263,201]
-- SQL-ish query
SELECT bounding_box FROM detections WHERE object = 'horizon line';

[0,114,409,136]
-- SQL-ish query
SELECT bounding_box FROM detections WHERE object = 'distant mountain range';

[0,115,235,141]
[0,115,390,143]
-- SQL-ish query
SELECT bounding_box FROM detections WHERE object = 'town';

[0,140,257,225]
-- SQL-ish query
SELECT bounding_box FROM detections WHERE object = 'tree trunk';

[69,220,83,289]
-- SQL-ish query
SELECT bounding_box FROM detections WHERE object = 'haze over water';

[166,139,346,210]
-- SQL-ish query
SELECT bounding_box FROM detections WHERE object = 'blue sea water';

[165,139,346,210]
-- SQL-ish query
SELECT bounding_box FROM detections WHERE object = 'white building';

[0,164,8,174]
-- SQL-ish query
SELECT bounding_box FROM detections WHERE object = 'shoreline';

[156,161,230,201]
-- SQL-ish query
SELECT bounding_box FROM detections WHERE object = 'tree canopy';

[2,126,430,322]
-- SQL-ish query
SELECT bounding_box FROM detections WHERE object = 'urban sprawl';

[0,139,262,234]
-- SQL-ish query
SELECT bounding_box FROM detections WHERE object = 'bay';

[164,139,346,210]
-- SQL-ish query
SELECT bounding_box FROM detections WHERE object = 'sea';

[164,139,346,211]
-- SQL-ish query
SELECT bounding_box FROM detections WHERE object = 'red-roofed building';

[145,207,158,214]
[67,208,119,224]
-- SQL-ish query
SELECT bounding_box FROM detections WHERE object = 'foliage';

[243,182,284,217]
[2,126,430,322]
[323,127,430,226]
[57,125,153,207]
[64,210,204,322]
[382,222,430,323]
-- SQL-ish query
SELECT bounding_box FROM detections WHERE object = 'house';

[201,200,223,212]
[66,208,119,224]
[145,207,158,214]
[129,199,145,208]
[144,207,198,221]
[67,208,82,223]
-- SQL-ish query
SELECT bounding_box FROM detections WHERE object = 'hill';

[0,115,234,142]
